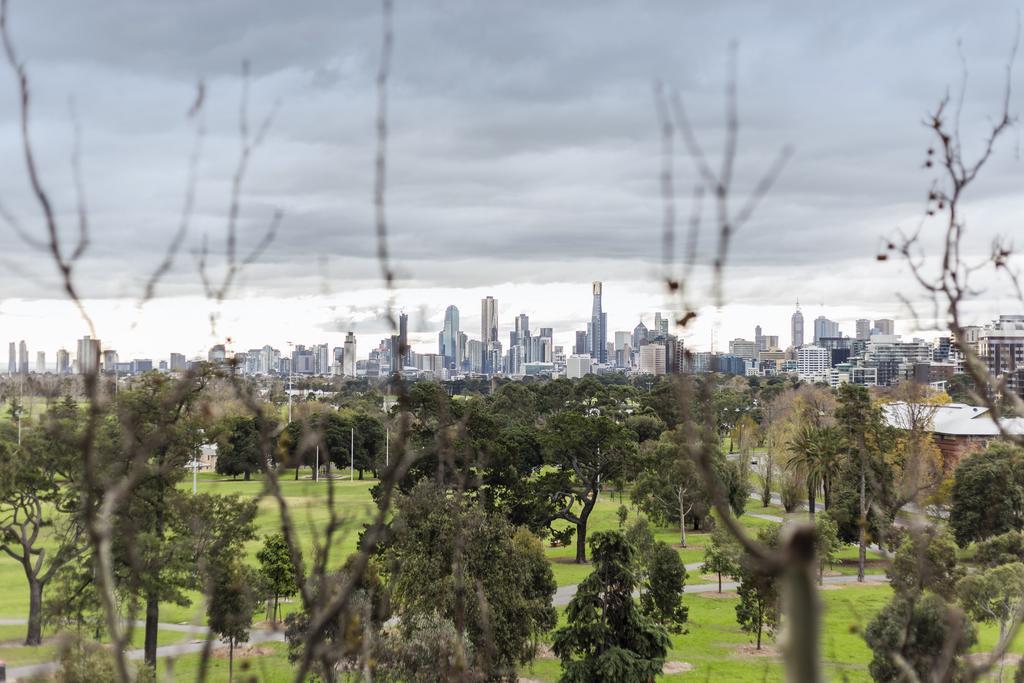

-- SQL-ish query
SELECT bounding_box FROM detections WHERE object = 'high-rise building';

[7,342,14,375]
[439,305,460,369]
[35,351,45,374]
[813,316,840,344]
[590,282,607,363]
[315,343,330,375]
[399,312,410,368]
[754,325,763,351]
[343,332,357,377]
[633,321,649,349]
[514,313,530,347]
[653,312,670,338]
[728,338,757,360]
[873,319,895,336]
[77,336,100,375]
[791,302,804,349]
[638,344,667,375]
[574,330,588,355]
[208,344,226,363]
[18,340,28,375]
[796,345,830,380]
[102,349,119,373]
[855,319,871,341]
[980,315,1024,400]
[480,297,498,373]
[56,349,70,375]
[566,355,593,379]
[169,353,187,372]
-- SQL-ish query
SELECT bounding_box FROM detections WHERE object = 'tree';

[374,612,476,683]
[631,429,746,547]
[383,480,556,678]
[974,530,1024,568]
[735,524,781,650]
[786,425,843,513]
[888,527,961,599]
[0,398,87,645]
[553,531,670,682]
[215,415,269,480]
[207,558,258,682]
[257,533,300,626]
[950,443,1024,546]
[957,562,1024,641]
[640,541,688,631]
[812,512,841,586]
[702,524,741,593]
[543,411,635,563]
[864,591,976,682]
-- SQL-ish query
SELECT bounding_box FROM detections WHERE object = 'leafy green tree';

[383,480,556,678]
[735,524,781,650]
[374,612,476,683]
[257,533,300,625]
[207,557,259,682]
[957,562,1024,640]
[214,415,266,480]
[352,412,386,478]
[786,425,843,513]
[974,530,1024,568]
[0,398,86,645]
[813,512,841,586]
[864,591,975,682]
[888,527,961,599]
[950,443,1024,546]
[542,412,635,563]
[553,531,670,682]
[640,541,688,632]
[702,524,742,593]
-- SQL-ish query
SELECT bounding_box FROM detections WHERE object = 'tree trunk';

[807,480,816,515]
[858,451,866,582]
[718,572,722,593]
[25,578,42,646]
[229,636,235,682]
[294,465,299,481]
[819,560,824,586]
[358,468,364,480]
[244,470,251,481]
[575,517,588,564]
[273,594,279,626]
[756,609,763,650]
[144,590,159,666]
[678,487,687,548]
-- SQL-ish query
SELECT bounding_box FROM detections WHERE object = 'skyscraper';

[77,336,100,375]
[343,332,357,377]
[754,324,763,351]
[56,349,70,375]
[791,302,804,349]
[514,313,530,346]
[481,297,498,373]
[632,321,648,349]
[855,319,871,341]
[18,340,28,374]
[399,312,410,367]
[813,316,839,344]
[873,318,895,336]
[439,305,460,369]
[35,351,45,374]
[590,282,607,363]
[7,342,14,375]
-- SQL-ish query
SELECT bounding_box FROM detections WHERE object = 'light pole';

[315,445,319,483]
[350,427,355,482]
[192,457,198,495]
[286,341,294,425]
[385,428,389,468]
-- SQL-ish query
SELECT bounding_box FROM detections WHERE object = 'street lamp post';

[350,427,355,482]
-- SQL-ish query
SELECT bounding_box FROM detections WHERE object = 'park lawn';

[156,641,295,682]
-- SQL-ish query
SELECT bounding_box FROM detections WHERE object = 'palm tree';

[786,425,844,514]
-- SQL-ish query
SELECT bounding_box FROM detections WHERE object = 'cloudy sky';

[1,1,1022,362]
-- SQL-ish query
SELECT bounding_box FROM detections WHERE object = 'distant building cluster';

[6,295,1023,399]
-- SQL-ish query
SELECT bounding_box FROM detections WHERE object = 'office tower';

[513,313,530,346]
[575,331,587,355]
[813,316,840,344]
[754,325,763,351]
[761,335,780,351]
[796,345,830,379]
[18,340,28,374]
[480,297,498,373]
[456,331,468,371]
[654,312,669,338]
[102,349,119,373]
[467,339,483,373]
[56,348,70,375]
[791,302,804,349]
[77,336,100,375]
[131,359,153,374]
[638,344,667,375]
[980,315,1024,399]
[169,353,187,372]
[343,332,357,377]
[873,318,895,336]
[313,343,329,375]
[855,319,871,341]
[632,321,648,349]
[728,338,757,360]
[35,351,45,374]
[398,312,411,367]
[208,344,226,363]
[7,342,14,375]
[566,355,593,379]
[613,331,631,351]
[439,305,460,369]
[590,282,607,363]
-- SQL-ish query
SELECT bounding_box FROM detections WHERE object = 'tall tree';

[257,533,300,625]
[207,557,258,682]
[950,443,1024,546]
[542,412,635,563]
[0,397,87,645]
[786,425,843,513]
[214,415,267,481]
[702,524,742,593]
[553,531,670,682]
[735,524,781,650]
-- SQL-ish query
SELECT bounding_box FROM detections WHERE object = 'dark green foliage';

[735,524,781,650]
[888,527,961,599]
[864,591,976,682]
[214,415,270,480]
[974,530,1024,568]
[375,612,478,683]
[640,541,688,632]
[553,531,670,683]
[702,524,742,593]
[382,481,556,678]
[256,533,300,625]
[950,443,1024,546]
[206,557,259,680]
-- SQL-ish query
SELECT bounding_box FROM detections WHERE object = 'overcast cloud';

[0,1,1022,358]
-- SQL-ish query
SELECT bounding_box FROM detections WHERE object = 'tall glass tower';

[590,282,607,363]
